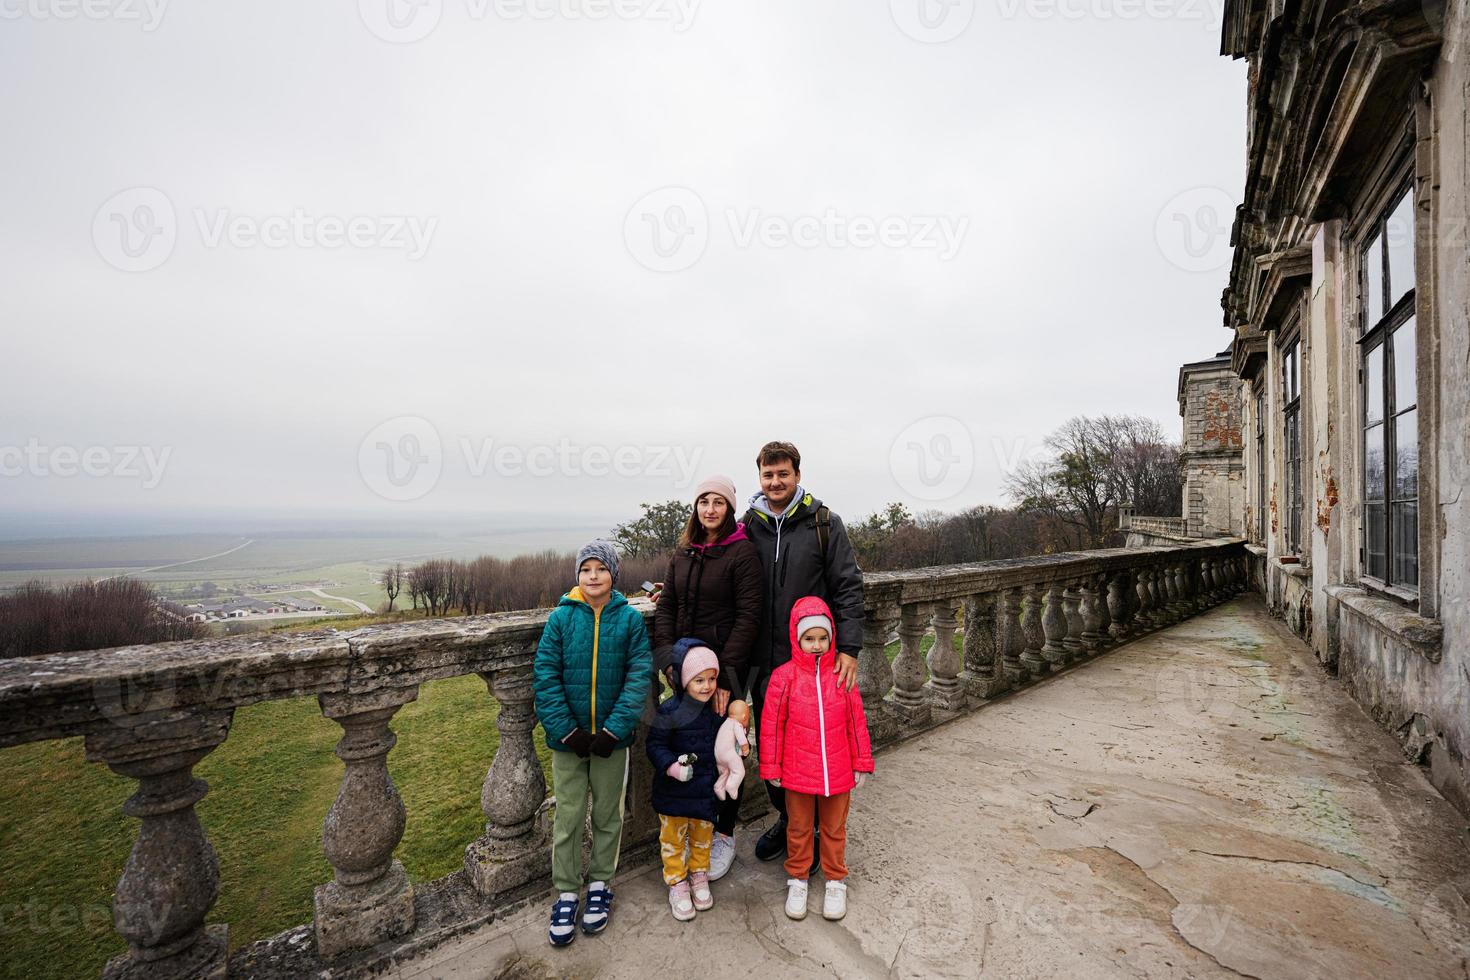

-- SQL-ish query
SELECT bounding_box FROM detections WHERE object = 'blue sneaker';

[548,892,579,947]
[582,881,613,934]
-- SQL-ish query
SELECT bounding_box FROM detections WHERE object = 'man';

[741,440,865,862]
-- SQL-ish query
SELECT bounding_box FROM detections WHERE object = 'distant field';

[0,526,614,605]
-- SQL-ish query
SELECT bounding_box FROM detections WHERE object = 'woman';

[652,474,763,881]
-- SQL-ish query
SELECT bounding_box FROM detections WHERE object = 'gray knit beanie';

[575,539,620,583]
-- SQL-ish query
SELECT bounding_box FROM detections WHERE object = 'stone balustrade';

[0,538,1247,979]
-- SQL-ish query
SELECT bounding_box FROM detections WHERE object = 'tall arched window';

[1360,184,1417,589]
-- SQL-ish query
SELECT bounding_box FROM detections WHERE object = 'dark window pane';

[1394,409,1418,499]
[1366,502,1386,579]
[1393,317,1417,412]
[1365,423,1385,500]
[1391,501,1418,587]
[1365,344,1384,424]
[1386,190,1415,310]
[1365,233,1384,326]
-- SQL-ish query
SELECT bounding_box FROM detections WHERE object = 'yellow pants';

[658,814,714,885]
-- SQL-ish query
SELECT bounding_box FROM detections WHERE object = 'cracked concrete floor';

[400,597,1470,979]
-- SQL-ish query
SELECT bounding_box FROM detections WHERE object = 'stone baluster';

[314,686,420,958]
[1133,566,1154,630]
[1157,561,1177,624]
[1176,561,1195,618]
[465,667,550,899]
[1189,558,1207,613]
[1234,553,1248,593]
[960,592,1005,698]
[1039,583,1069,670]
[1062,581,1085,659]
[860,602,901,744]
[1198,556,1215,605]
[1001,587,1031,683]
[83,709,234,980]
[1079,576,1105,654]
[925,598,966,711]
[1019,583,1047,677]
[888,602,932,725]
[1154,563,1173,623]
[1107,571,1131,642]
[1210,556,1226,603]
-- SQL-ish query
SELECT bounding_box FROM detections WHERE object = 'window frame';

[1357,178,1418,595]
[1254,385,1267,545]
[1279,329,1303,556]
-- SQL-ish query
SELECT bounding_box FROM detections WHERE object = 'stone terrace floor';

[402,596,1470,980]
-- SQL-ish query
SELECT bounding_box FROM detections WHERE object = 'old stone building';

[1179,353,1247,538]
[1220,0,1468,811]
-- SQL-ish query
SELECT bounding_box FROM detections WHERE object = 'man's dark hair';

[755,441,801,472]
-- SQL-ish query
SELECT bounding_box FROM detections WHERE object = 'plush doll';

[713,700,751,800]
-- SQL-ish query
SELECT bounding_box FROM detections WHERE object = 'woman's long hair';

[678,494,738,548]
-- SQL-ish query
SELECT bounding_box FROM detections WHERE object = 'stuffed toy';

[713,700,751,800]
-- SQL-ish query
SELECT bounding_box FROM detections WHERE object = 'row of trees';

[381,550,667,617]
[0,578,207,659]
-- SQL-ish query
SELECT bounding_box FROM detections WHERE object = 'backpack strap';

[815,505,831,565]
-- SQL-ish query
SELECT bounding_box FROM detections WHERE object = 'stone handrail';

[0,538,1248,978]
[1128,516,1189,538]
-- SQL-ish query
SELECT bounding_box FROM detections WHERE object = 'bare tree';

[380,563,403,613]
[1005,414,1181,549]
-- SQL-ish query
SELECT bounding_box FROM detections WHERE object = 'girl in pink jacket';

[759,595,874,921]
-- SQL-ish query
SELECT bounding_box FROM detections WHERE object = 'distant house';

[278,596,326,612]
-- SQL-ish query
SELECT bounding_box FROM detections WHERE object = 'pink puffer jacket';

[759,595,874,796]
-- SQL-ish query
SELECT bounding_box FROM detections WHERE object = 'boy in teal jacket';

[533,540,653,947]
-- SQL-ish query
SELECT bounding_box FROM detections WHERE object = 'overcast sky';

[0,0,1246,537]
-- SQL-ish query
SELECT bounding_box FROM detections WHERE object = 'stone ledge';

[1325,584,1443,664]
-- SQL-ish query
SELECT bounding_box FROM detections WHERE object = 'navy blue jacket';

[646,637,722,822]
[646,693,721,822]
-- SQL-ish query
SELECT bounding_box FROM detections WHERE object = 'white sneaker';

[784,878,809,920]
[822,880,847,921]
[708,833,736,881]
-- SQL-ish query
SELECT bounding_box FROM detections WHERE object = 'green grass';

[0,675,552,980]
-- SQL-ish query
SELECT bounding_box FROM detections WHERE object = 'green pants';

[550,747,630,893]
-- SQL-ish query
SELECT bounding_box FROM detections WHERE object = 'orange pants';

[784,790,850,880]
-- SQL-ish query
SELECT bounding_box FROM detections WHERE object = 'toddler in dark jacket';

[647,637,723,921]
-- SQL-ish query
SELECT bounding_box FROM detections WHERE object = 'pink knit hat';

[693,474,738,512]
[681,645,720,688]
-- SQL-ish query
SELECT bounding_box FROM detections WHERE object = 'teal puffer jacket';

[533,588,653,751]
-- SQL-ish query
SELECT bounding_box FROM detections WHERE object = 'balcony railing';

[0,538,1247,978]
